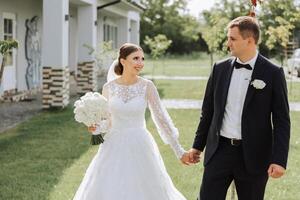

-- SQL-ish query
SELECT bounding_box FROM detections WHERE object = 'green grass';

[142,54,213,77]
[51,110,300,200]
[155,79,207,99]
[46,109,205,200]
[146,109,202,200]
[0,106,92,200]
[143,54,300,102]
[1,108,298,200]
[0,54,299,199]
[148,111,300,200]
[264,112,300,200]
[49,146,98,200]
[287,82,300,102]
[154,79,300,102]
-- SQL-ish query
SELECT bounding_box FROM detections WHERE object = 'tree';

[201,0,251,65]
[200,0,300,62]
[140,0,202,54]
[0,39,18,89]
[201,16,230,66]
[258,0,300,61]
[144,34,172,75]
[144,34,172,59]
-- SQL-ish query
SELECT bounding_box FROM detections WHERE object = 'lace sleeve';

[94,83,111,135]
[146,81,185,159]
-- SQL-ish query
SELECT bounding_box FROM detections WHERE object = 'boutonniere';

[251,79,266,89]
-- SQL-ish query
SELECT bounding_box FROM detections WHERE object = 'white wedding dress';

[73,77,186,200]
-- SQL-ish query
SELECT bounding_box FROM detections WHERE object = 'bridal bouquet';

[74,92,109,145]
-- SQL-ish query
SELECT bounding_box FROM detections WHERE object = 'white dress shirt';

[220,51,258,139]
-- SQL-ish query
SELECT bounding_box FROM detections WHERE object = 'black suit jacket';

[192,54,290,174]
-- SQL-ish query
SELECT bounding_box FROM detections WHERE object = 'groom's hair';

[227,16,260,44]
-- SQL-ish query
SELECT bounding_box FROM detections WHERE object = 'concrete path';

[162,99,300,111]
[0,94,42,133]
[143,75,300,82]
[143,75,208,80]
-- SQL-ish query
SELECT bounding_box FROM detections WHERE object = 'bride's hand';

[88,125,97,133]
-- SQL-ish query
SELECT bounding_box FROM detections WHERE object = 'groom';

[181,16,290,200]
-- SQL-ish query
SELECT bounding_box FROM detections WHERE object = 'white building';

[0,0,143,108]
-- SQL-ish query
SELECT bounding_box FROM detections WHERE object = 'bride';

[73,43,188,200]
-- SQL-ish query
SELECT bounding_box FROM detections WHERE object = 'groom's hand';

[180,152,192,165]
[268,164,286,178]
[188,148,201,164]
[180,149,201,165]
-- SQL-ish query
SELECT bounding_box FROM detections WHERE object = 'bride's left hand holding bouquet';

[74,92,109,145]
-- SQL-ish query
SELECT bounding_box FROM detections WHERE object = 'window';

[3,18,14,66]
[103,24,118,48]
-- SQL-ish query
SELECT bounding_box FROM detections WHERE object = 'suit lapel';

[242,54,267,113]
[220,58,235,110]
[217,58,235,130]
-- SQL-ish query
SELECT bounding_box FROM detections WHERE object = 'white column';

[118,18,130,47]
[77,1,98,94]
[136,20,140,45]
[128,11,140,45]
[130,20,138,45]
[42,0,70,109]
[69,6,78,74]
[78,2,97,62]
[42,0,69,68]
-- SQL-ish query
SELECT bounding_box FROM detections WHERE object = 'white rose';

[74,100,83,108]
[251,79,266,89]
[74,92,108,127]
[80,92,93,101]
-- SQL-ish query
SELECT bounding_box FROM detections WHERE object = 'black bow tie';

[234,62,252,70]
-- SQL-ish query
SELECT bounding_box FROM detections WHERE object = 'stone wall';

[77,61,97,94]
[42,66,70,109]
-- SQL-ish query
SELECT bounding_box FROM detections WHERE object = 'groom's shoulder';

[258,54,282,72]
[259,54,279,67]
[214,57,235,68]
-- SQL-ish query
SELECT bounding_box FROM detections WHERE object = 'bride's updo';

[114,43,143,75]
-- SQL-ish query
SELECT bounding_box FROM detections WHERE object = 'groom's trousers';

[198,137,268,200]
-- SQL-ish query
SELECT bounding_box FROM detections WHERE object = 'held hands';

[268,164,286,178]
[88,125,97,133]
[180,148,201,165]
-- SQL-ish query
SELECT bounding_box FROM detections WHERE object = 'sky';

[186,0,216,17]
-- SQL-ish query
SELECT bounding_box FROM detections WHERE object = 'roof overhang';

[69,0,95,6]
[98,0,145,13]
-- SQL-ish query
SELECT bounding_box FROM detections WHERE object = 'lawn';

[287,81,300,102]
[0,107,299,200]
[142,53,215,77]
[0,107,92,200]
[143,54,300,102]
[155,79,207,100]
[154,79,300,102]
[0,54,299,200]
[148,110,300,200]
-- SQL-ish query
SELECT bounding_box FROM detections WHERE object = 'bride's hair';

[115,43,143,75]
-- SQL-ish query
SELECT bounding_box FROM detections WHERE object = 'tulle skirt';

[73,127,186,200]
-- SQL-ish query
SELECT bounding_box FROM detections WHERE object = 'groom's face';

[227,27,249,58]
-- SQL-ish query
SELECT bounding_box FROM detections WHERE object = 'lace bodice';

[97,77,185,159]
